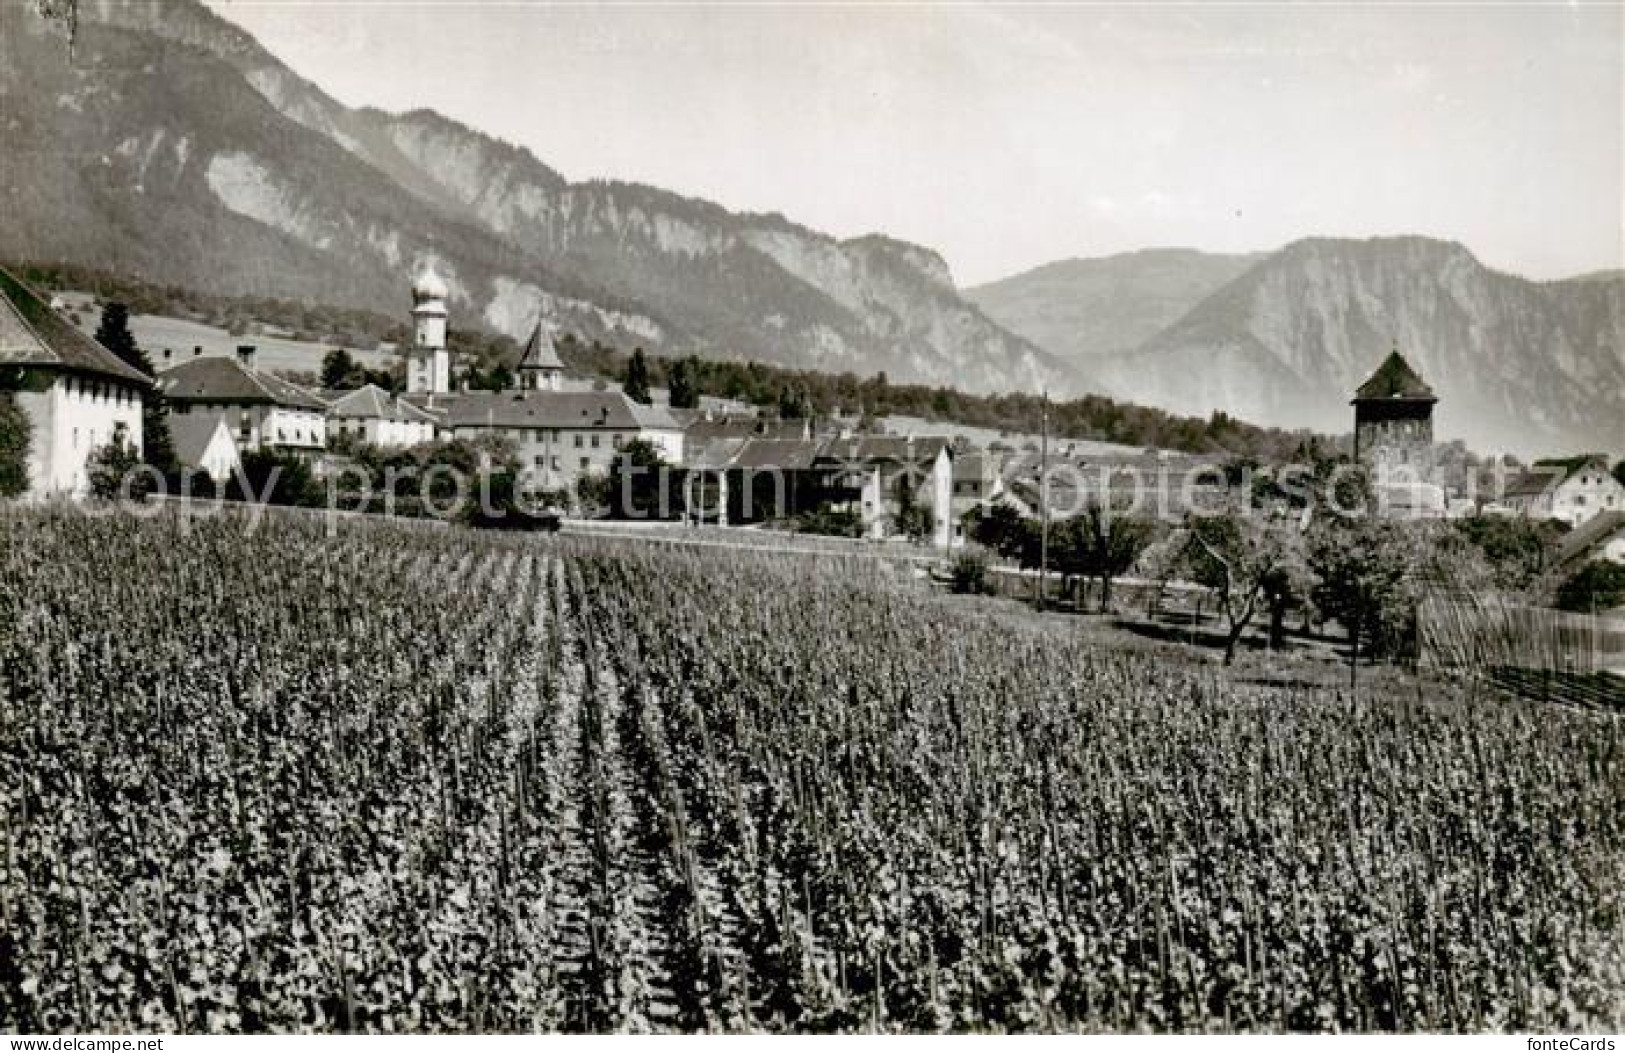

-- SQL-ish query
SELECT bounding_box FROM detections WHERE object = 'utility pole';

[1038,388,1050,612]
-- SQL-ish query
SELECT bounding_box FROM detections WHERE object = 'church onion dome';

[411,262,449,302]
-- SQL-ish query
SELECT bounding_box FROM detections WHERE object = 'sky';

[204,1,1623,287]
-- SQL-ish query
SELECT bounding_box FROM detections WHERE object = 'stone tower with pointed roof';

[1352,349,1437,483]
[406,262,451,395]
[515,318,564,392]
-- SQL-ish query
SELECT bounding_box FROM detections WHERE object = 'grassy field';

[1,509,1621,1032]
[55,292,397,376]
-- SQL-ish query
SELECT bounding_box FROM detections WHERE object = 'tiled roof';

[685,415,811,443]
[159,356,328,411]
[1354,350,1436,401]
[627,400,682,431]
[0,267,152,386]
[167,413,238,469]
[814,435,952,465]
[1558,510,1625,566]
[517,321,564,372]
[327,383,436,423]
[440,390,653,430]
[687,437,825,472]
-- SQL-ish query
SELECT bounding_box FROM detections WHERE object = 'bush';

[0,389,30,498]
[950,550,991,595]
[1556,560,1625,613]
[795,503,863,538]
[86,434,152,501]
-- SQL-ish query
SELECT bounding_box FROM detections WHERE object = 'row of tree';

[964,463,1602,681]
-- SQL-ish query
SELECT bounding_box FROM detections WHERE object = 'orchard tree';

[1055,501,1156,613]
[1307,516,1414,687]
[1184,511,1311,664]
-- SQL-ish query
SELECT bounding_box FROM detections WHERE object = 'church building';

[0,266,149,498]
[395,264,684,489]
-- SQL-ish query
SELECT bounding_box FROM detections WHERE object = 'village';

[2,259,1622,692]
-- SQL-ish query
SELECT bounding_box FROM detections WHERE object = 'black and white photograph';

[1,0,1622,1039]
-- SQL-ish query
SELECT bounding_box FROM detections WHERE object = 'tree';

[86,433,150,501]
[624,348,652,404]
[893,475,934,543]
[94,303,147,374]
[0,389,33,498]
[777,385,810,420]
[1054,502,1155,613]
[1307,517,1414,686]
[228,449,320,507]
[1614,459,1625,492]
[1556,560,1625,613]
[607,438,675,520]
[668,356,699,410]
[1183,512,1310,664]
[968,501,1040,569]
[321,347,360,390]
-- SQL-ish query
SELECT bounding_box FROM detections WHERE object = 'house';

[677,433,956,544]
[167,413,241,485]
[1502,455,1625,527]
[1556,510,1625,568]
[813,435,955,546]
[158,347,328,453]
[0,266,149,498]
[327,384,438,449]
[684,412,817,446]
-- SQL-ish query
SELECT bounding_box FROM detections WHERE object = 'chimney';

[236,345,257,370]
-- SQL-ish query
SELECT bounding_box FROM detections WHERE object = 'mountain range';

[2,0,1064,395]
[973,239,1624,457]
[2,0,1618,458]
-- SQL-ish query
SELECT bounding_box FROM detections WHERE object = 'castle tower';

[514,317,565,392]
[406,263,451,395]
[1352,348,1437,483]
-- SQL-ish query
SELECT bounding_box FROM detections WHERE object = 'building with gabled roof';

[1557,510,1625,568]
[158,346,327,453]
[167,413,241,485]
[1503,454,1625,528]
[327,383,438,449]
[0,266,150,497]
[516,320,565,392]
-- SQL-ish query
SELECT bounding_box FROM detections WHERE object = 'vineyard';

[1,509,1622,1032]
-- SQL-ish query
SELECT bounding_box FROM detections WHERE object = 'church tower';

[1352,348,1437,483]
[515,318,565,392]
[406,263,451,395]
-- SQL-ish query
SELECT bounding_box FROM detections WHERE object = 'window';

[535,455,546,467]
[613,434,624,450]
[551,456,560,471]
[574,433,583,448]
[175,403,191,415]
[591,434,601,449]
[579,457,590,471]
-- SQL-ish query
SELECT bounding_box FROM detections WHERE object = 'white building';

[1558,511,1625,569]
[405,264,451,396]
[158,347,328,453]
[0,267,149,498]
[1503,456,1625,527]
[428,390,685,492]
[167,413,241,485]
[327,384,438,449]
